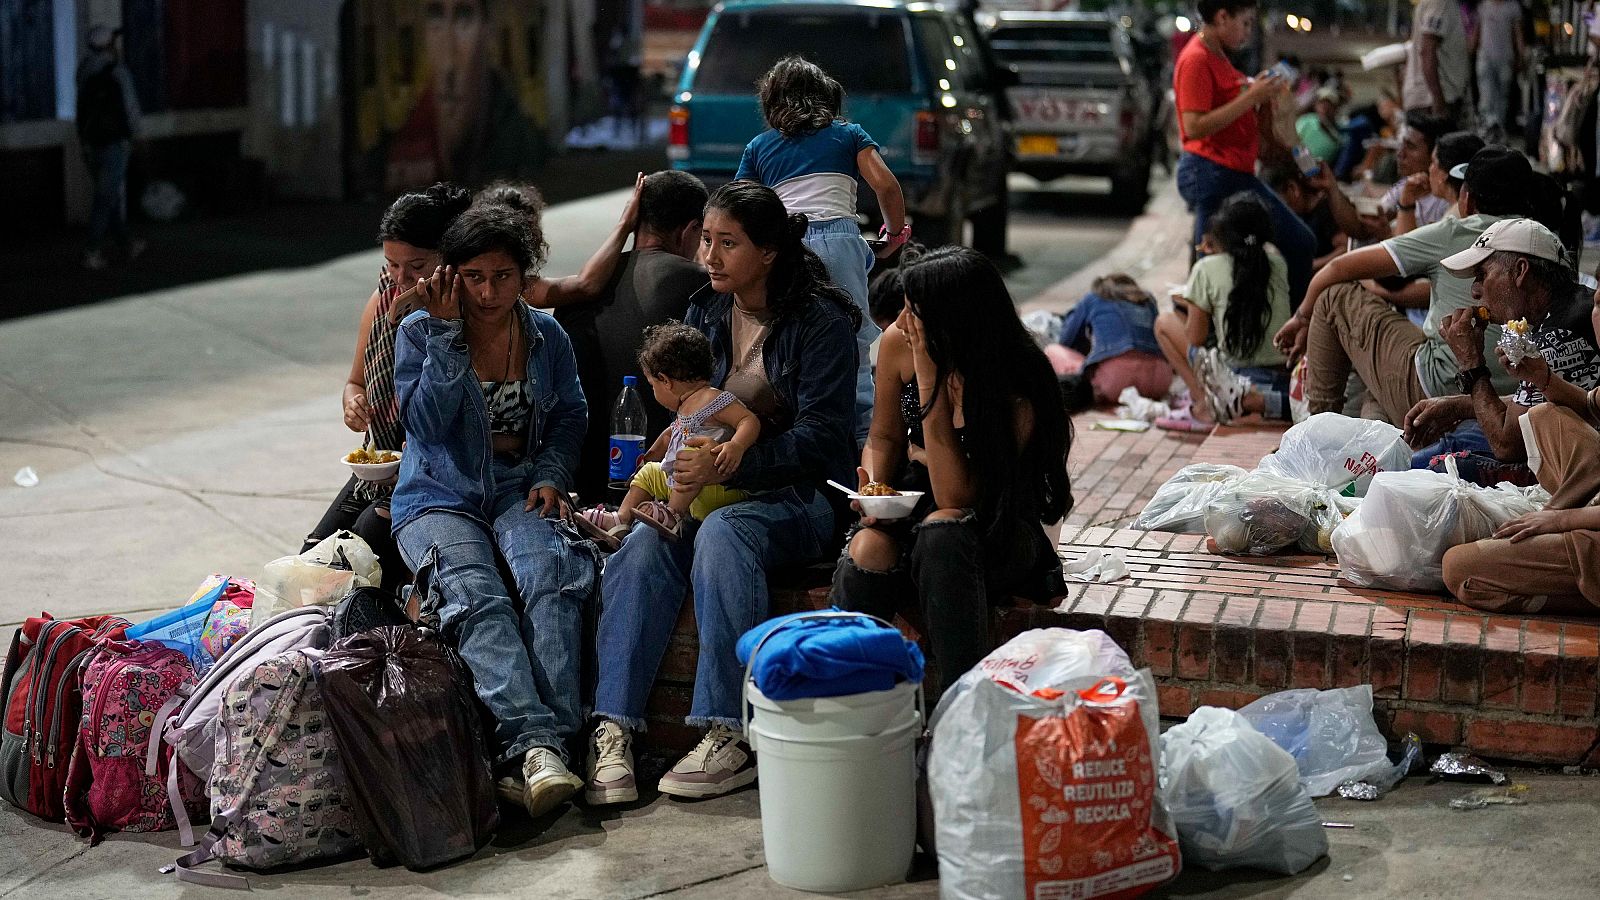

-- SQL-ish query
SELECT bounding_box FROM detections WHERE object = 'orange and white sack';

[929,629,1179,899]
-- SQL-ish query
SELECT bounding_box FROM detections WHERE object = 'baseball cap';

[1314,85,1341,104]
[1458,145,1533,200]
[87,25,119,50]
[1440,217,1568,277]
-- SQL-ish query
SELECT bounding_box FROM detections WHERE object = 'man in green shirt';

[1273,147,1533,423]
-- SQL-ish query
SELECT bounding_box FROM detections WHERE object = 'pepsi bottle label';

[609,434,646,482]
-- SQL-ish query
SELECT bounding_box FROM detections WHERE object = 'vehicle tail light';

[668,106,690,160]
[914,110,939,164]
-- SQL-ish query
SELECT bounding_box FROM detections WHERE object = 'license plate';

[1019,134,1058,156]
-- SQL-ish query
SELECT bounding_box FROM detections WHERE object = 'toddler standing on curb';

[737,55,909,443]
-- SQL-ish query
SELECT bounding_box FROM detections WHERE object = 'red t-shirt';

[1174,37,1257,173]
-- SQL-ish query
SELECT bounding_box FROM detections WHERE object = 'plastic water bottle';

[608,376,648,489]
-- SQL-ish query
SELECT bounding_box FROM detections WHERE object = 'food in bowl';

[346,448,400,464]
[859,482,901,497]
[851,489,925,521]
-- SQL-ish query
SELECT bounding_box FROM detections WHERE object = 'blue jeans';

[804,217,877,445]
[593,489,835,729]
[1237,366,1292,421]
[1176,152,1316,310]
[86,139,131,253]
[394,460,598,765]
[1411,420,1491,468]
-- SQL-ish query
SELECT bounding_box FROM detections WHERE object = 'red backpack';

[0,614,129,821]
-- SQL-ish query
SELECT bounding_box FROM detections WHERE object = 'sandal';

[634,500,687,542]
[573,505,627,552]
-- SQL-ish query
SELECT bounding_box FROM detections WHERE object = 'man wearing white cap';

[75,24,144,270]
[1402,217,1600,484]
[1440,225,1600,614]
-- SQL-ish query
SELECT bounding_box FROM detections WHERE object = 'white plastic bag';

[1135,464,1249,533]
[1203,473,1342,556]
[931,630,1179,900]
[1158,707,1328,874]
[1236,686,1391,798]
[252,530,381,628]
[1256,413,1410,497]
[1331,458,1543,591]
[1021,310,1064,350]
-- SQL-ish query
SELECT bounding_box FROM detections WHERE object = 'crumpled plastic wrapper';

[1449,784,1529,810]
[1335,732,1423,800]
[1497,326,1540,367]
[1114,386,1171,424]
[1430,752,1507,784]
[1062,547,1130,584]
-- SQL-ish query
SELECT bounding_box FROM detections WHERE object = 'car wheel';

[1110,152,1153,215]
[917,191,968,248]
[970,186,1009,258]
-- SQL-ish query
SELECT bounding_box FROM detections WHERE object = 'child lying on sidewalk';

[576,323,760,549]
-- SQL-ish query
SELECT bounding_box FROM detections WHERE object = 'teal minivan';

[669,0,1014,253]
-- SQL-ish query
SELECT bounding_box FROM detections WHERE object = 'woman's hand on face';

[418,266,461,320]
[619,172,644,232]
[898,306,937,385]
[342,385,370,432]
[671,436,730,488]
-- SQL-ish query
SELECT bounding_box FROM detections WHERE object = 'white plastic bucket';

[749,715,921,893]
[741,611,925,893]
[747,680,917,741]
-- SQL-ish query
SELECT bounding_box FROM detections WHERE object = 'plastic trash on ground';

[1116,386,1172,423]
[1336,732,1422,800]
[1062,548,1130,583]
[253,530,382,628]
[1255,413,1410,498]
[13,466,38,487]
[319,626,498,871]
[1204,473,1343,556]
[1158,707,1328,874]
[1331,457,1543,592]
[932,630,1180,899]
[1021,310,1064,350]
[1431,753,1508,784]
[1136,463,1250,533]
[1236,686,1392,797]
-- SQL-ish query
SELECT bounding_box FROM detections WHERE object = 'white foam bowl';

[851,490,925,521]
[344,452,401,482]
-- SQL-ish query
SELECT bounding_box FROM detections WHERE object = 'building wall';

[246,0,342,200]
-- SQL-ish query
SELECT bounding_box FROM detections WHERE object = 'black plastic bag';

[318,626,498,870]
[331,585,411,642]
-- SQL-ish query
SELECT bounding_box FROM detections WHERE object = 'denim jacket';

[390,303,588,534]
[684,287,857,499]
[1058,292,1163,366]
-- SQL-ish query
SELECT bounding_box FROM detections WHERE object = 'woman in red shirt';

[1175,0,1316,307]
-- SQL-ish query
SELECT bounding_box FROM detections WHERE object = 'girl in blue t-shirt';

[737,56,907,444]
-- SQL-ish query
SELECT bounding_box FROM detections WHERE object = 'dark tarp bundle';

[318,626,498,870]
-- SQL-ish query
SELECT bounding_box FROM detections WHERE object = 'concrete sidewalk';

[5,180,1600,898]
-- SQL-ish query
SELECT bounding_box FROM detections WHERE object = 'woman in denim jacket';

[1055,273,1174,404]
[390,203,597,819]
[584,182,860,805]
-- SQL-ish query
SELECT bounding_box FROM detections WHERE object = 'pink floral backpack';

[63,638,203,844]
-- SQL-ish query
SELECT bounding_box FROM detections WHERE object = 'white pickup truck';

[986,10,1164,212]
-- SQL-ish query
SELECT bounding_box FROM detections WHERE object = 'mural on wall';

[350,0,549,195]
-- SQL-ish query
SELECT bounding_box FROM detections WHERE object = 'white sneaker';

[1194,348,1251,425]
[657,723,756,799]
[521,747,582,817]
[586,720,638,805]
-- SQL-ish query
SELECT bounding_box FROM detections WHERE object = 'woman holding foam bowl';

[831,247,1073,695]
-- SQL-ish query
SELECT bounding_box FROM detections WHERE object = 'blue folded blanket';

[736,610,925,701]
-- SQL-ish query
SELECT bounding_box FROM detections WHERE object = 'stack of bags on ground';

[1137,413,1549,590]
[1,530,498,888]
[926,628,1425,899]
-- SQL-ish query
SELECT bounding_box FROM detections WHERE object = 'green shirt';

[1185,247,1292,370]
[1381,213,1516,398]
[1295,113,1341,163]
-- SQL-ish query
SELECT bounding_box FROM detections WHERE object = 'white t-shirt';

[1403,0,1470,108]
[1477,0,1522,64]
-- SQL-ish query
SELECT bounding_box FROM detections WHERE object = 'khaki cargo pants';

[1442,403,1600,614]
[1304,282,1428,425]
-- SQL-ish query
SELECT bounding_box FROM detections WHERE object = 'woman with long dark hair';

[585,181,859,805]
[832,246,1071,695]
[1154,192,1294,430]
[391,202,597,819]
